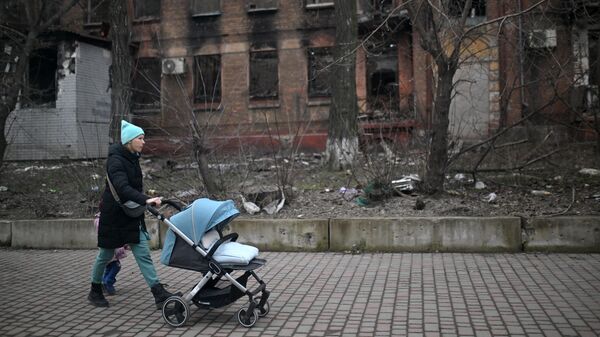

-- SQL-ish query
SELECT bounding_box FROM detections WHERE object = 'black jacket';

[98,143,150,248]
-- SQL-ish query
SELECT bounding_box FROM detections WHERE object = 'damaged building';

[3,0,599,159]
[2,31,111,160]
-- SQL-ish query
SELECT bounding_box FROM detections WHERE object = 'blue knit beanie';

[121,120,145,144]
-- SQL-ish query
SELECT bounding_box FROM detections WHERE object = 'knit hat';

[121,120,145,144]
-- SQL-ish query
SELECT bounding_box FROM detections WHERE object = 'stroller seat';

[202,229,259,265]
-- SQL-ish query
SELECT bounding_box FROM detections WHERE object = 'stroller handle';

[163,199,184,211]
[146,199,184,218]
[146,204,160,217]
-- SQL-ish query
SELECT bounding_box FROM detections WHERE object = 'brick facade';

[56,0,596,155]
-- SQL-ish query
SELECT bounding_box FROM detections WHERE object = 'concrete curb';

[524,216,600,253]
[329,217,522,253]
[1,216,599,252]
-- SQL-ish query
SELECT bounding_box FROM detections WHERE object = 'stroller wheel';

[254,296,270,317]
[162,296,190,328]
[236,307,259,328]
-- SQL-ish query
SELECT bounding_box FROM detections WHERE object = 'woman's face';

[127,135,145,153]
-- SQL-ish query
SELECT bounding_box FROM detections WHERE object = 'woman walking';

[88,120,180,308]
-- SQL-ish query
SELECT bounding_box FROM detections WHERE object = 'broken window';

[131,58,161,112]
[366,44,399,115]
[250,50,278,99]
[372,0,394,14]
[191,0,220,16]
[86,0,110,24]
[27,48,58,106]
[306,0,334,9]
[449,0,486,18]
[194,55,221,102]
[134,0,160,19]
[307,47,333,97]
[247,0,278,12]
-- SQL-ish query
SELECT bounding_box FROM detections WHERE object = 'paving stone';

[0,251,599,336]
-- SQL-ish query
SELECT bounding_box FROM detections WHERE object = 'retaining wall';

[524,216,600,253]
[1,216,599,252]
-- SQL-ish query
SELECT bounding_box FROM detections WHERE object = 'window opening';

[250,50,278,99]
[366,44,399,117]
[449,0,485,17]
[27,47,58,106]
[134,0,160,19]
[86,0,110,24]
[131,58,161,112]
[194,55,221,103]
[307,47,334,97]
[191,0,220,16]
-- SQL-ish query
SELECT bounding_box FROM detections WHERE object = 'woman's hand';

[146,197,162,207]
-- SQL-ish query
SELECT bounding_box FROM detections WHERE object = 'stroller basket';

[193,272,251,309]
[148,198,270,328]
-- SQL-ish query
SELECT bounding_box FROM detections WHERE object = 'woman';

[88,120,180,308]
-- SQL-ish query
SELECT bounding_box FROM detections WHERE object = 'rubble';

[579,168,600,176]
[475,181,486,189]
[531,190,552,196]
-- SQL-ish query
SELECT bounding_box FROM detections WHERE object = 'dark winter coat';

[98,143,150,248]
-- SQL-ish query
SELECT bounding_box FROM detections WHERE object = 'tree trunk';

[325,0,359,171]
[109,0,132,143]
[189,122,219,196]
[424,65,455,193]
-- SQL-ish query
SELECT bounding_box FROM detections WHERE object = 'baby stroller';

[148,198,270,328]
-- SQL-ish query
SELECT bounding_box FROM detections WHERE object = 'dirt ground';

[0,144,599,220]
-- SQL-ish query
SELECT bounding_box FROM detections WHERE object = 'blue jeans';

[91,230,159,287]
[103,260,121,287]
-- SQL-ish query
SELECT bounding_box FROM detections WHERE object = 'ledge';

[3,216,599,252]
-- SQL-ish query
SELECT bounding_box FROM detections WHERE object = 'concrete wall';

[3,216,600,252]
[158,218,329,252]
[226,219,329,252]
[524,216,600,253]
[9,219,160,249]
[330,217,522,253]
[0,220,11,246]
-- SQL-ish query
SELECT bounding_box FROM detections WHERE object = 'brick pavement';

[0,250,599,337]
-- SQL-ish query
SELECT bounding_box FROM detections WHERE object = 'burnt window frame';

[194,54,222,103]
[307,47,334,98]
[306,0,334,10]
[134,0,161,21]
[191,0,221,17]
[85,0,110,24]
[247,0,278,13]
[249,50,279,100]
[366,43,400,114]
[131,57,161,113]
[448,0,486,18]
[26,47,58,107]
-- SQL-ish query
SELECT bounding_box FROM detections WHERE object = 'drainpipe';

[517,0,526,117]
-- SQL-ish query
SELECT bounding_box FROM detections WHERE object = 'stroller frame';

[148,201,270,328]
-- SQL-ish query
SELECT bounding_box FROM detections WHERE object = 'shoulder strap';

[106,173,122,204]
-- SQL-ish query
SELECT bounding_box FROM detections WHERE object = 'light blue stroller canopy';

[160,198,240,266]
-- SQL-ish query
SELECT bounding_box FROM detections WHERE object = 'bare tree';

[406,0,547,193]
[325,0,360,171]
[0,0,81,168]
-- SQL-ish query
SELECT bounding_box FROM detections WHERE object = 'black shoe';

[151,283,182,309]
[88,283,109,307]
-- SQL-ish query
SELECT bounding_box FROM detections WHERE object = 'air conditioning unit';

[162,58,186,75]
[527,29,557,49]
